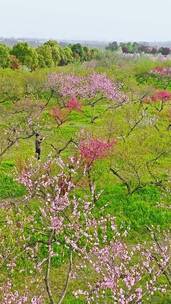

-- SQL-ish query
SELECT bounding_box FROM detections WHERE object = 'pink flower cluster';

[18,168,33,191]
[66,97,82,111]
[48,73,82,97]
[31,298,42,304]
[151,66,171,77]
[74,235,170,303]
[79,138,116,165]
[51,216,63,233]
[151,90,171,102]
[0,281,42,304]
[19,160,74,232]
[48,72,126,102]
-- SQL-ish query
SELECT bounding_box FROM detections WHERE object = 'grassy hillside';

[0,56,171,303]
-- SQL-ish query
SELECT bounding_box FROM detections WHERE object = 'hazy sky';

[0,0,171,41]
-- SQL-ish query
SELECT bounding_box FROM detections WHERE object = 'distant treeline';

[106,41,171,56]
[0,40,100,70]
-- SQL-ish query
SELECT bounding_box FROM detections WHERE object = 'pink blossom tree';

[66,96,82,112]
[79,137,115,168]
[151,67,171,77]
[47,72,125,102]
[16,157,171,303]
[74,231,171,303]
[79,137,116,201]
[143,90,171,112]
[47,72,127,124]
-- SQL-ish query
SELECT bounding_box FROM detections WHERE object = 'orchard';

[0,48,171,303]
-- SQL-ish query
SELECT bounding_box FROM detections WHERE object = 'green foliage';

[0,40,100,71]
[37,44,54,68]
[11,42,38,70]
[136,72,171,89]
[44,40,62,66]
[106,41,119,52]
[60,47,74,65]
[70,43,84,61]
[0,43,10,68]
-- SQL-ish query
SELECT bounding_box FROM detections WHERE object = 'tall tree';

[70,43,84,61]
[106,41,118,52]
[159,47,170,56]
[44,40,62,65]
[11,42,38,70]
[36,44,54,68]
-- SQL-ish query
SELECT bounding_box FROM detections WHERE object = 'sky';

[0,0,171,42]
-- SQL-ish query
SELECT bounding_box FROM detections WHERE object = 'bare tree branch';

[57,251,73,304]
[44,231,55,304]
